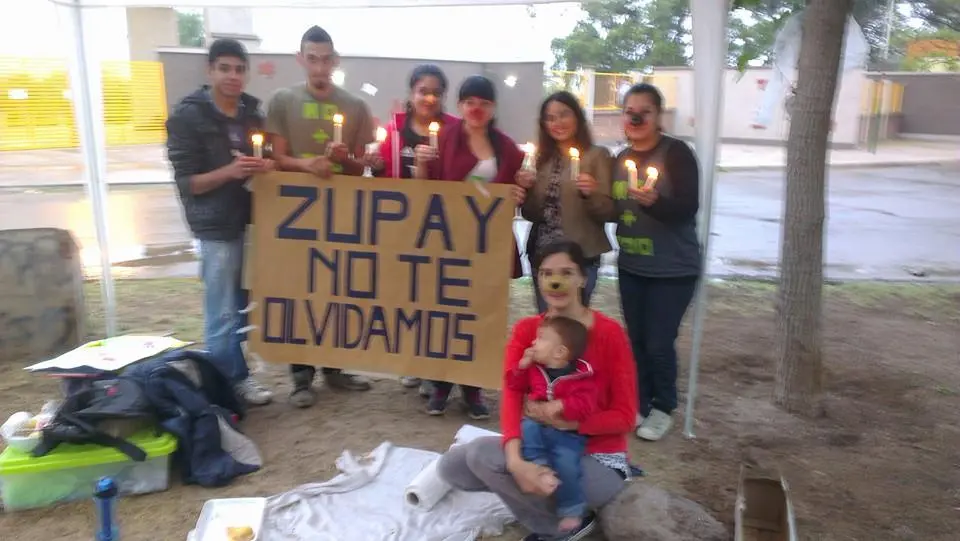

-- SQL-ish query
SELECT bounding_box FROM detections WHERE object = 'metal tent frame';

[52,0,728,437]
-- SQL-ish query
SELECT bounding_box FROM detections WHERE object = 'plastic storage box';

[0,430,177,511]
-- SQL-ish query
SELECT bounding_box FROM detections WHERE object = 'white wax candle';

[569,147,580,179]
[522,143,536,171]
[625,159,638,190]
[644,166,659,191]
[428,122,440,148]
[251,133,263,159]
[333,113,344,145]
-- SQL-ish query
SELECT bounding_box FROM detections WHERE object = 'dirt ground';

[1,278,959,541]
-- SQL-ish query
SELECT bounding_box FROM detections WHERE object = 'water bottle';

[94,477,119,541]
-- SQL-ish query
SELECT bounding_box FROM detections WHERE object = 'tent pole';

[684,0,729,438]
[59,0,117,337]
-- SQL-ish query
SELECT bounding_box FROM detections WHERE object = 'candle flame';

[569,147,580,159]
[333,113,344,125]
[376,127,387,142]
[523,142,536,154]
[428,121,440,134]
[646,166,659,179]
[624,159,637,170]
[251,133,264,145]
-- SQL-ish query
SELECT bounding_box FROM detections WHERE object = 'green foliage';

[550,0,689,71]
[177,11,204,48]
[911,0,960,32]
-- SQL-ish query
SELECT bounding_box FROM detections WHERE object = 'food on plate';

[226,525,255,541]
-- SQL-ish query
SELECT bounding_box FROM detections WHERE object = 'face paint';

[629,113,646,126]
[543,275,573,294]
[467,108,485,120]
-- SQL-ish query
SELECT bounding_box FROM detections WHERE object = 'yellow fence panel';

[0,57,168,152]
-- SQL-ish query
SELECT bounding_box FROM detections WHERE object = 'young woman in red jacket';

[435,240,639,541]
[367,64,458,398]
[414,74,525,420]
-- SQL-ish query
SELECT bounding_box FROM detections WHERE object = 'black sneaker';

[520,513,597,541]
[463,390,491,420]
[426,389,449,416]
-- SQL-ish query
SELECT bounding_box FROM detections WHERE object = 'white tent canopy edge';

[51,0,727,437]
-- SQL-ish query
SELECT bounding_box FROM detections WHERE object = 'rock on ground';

[600,480,729,541]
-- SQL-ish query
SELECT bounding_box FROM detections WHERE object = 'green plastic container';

[0,431,177,511]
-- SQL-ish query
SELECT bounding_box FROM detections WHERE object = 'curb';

[2,159,957,190]
[720,158,960,172]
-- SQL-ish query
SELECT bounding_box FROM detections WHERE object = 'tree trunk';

[775,0,854,416]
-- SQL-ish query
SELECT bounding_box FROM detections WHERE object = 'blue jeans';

[617,271,697,417]
[199,238,250,385]
[521,417,587,518]
[533,261,600,314]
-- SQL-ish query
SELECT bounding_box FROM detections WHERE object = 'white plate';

[193,497,266,541]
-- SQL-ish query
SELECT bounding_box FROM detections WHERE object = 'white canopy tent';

[51,0,728,437]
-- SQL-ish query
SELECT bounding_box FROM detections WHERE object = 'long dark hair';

[458,75,501,164]
[531,239,588,277]
[404,64,448,119]
[537,91,593,170]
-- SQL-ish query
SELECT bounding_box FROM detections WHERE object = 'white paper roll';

[403,459,452,513]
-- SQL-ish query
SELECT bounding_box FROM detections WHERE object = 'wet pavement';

[1,163,958,282]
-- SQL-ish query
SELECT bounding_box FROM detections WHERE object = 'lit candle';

[643,166,659,191]
[522,143,536,171]
[569,147,580,179]
[625,159,638,190]
[251,133,263,159]
[428,121,440,148]
[367,126,388,155]
[333,113,344,145]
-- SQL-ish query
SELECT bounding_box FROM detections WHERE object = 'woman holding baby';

[436,239,638,541]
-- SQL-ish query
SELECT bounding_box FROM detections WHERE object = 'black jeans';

[430,381,482,402]
[617,271,698,417]
[290,364,342,382]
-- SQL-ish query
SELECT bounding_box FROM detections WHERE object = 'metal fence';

[0,57,168,151]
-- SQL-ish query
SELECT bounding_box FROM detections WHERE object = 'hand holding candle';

[569,147,580,179]
[428,121,440,148]
[251,133,264,159]
[643,166,659,191]
[332,113,344,145]
[625,159,638,190]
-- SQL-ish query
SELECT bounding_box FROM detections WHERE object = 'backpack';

[31,378,156,462]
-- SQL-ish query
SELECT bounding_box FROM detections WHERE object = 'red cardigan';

[427,118,525,278]
[501,313,638,456]
[378,111,458,179]
[505,358,598,423]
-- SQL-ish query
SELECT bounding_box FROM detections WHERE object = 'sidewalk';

[1,141,957,188]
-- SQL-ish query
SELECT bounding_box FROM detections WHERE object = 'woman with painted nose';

[414,75,524,420]
[613,83,702,442]
[367,64,457,397]
[513,90,614,314]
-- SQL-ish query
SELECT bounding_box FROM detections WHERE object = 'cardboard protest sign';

[247,173,514,390]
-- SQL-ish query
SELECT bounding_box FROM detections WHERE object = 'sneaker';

[418,380,434,399]
[520,512,596,541]
[324,372,372,391]
[289,370,316,409]
[234,377,273,406]
[463,390,491,421]
[426,391,448,416]
[637,409,673,441]
[400,376,421,388]
[635,412,645,428]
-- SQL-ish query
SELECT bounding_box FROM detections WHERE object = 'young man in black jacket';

[165,39,274,406]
